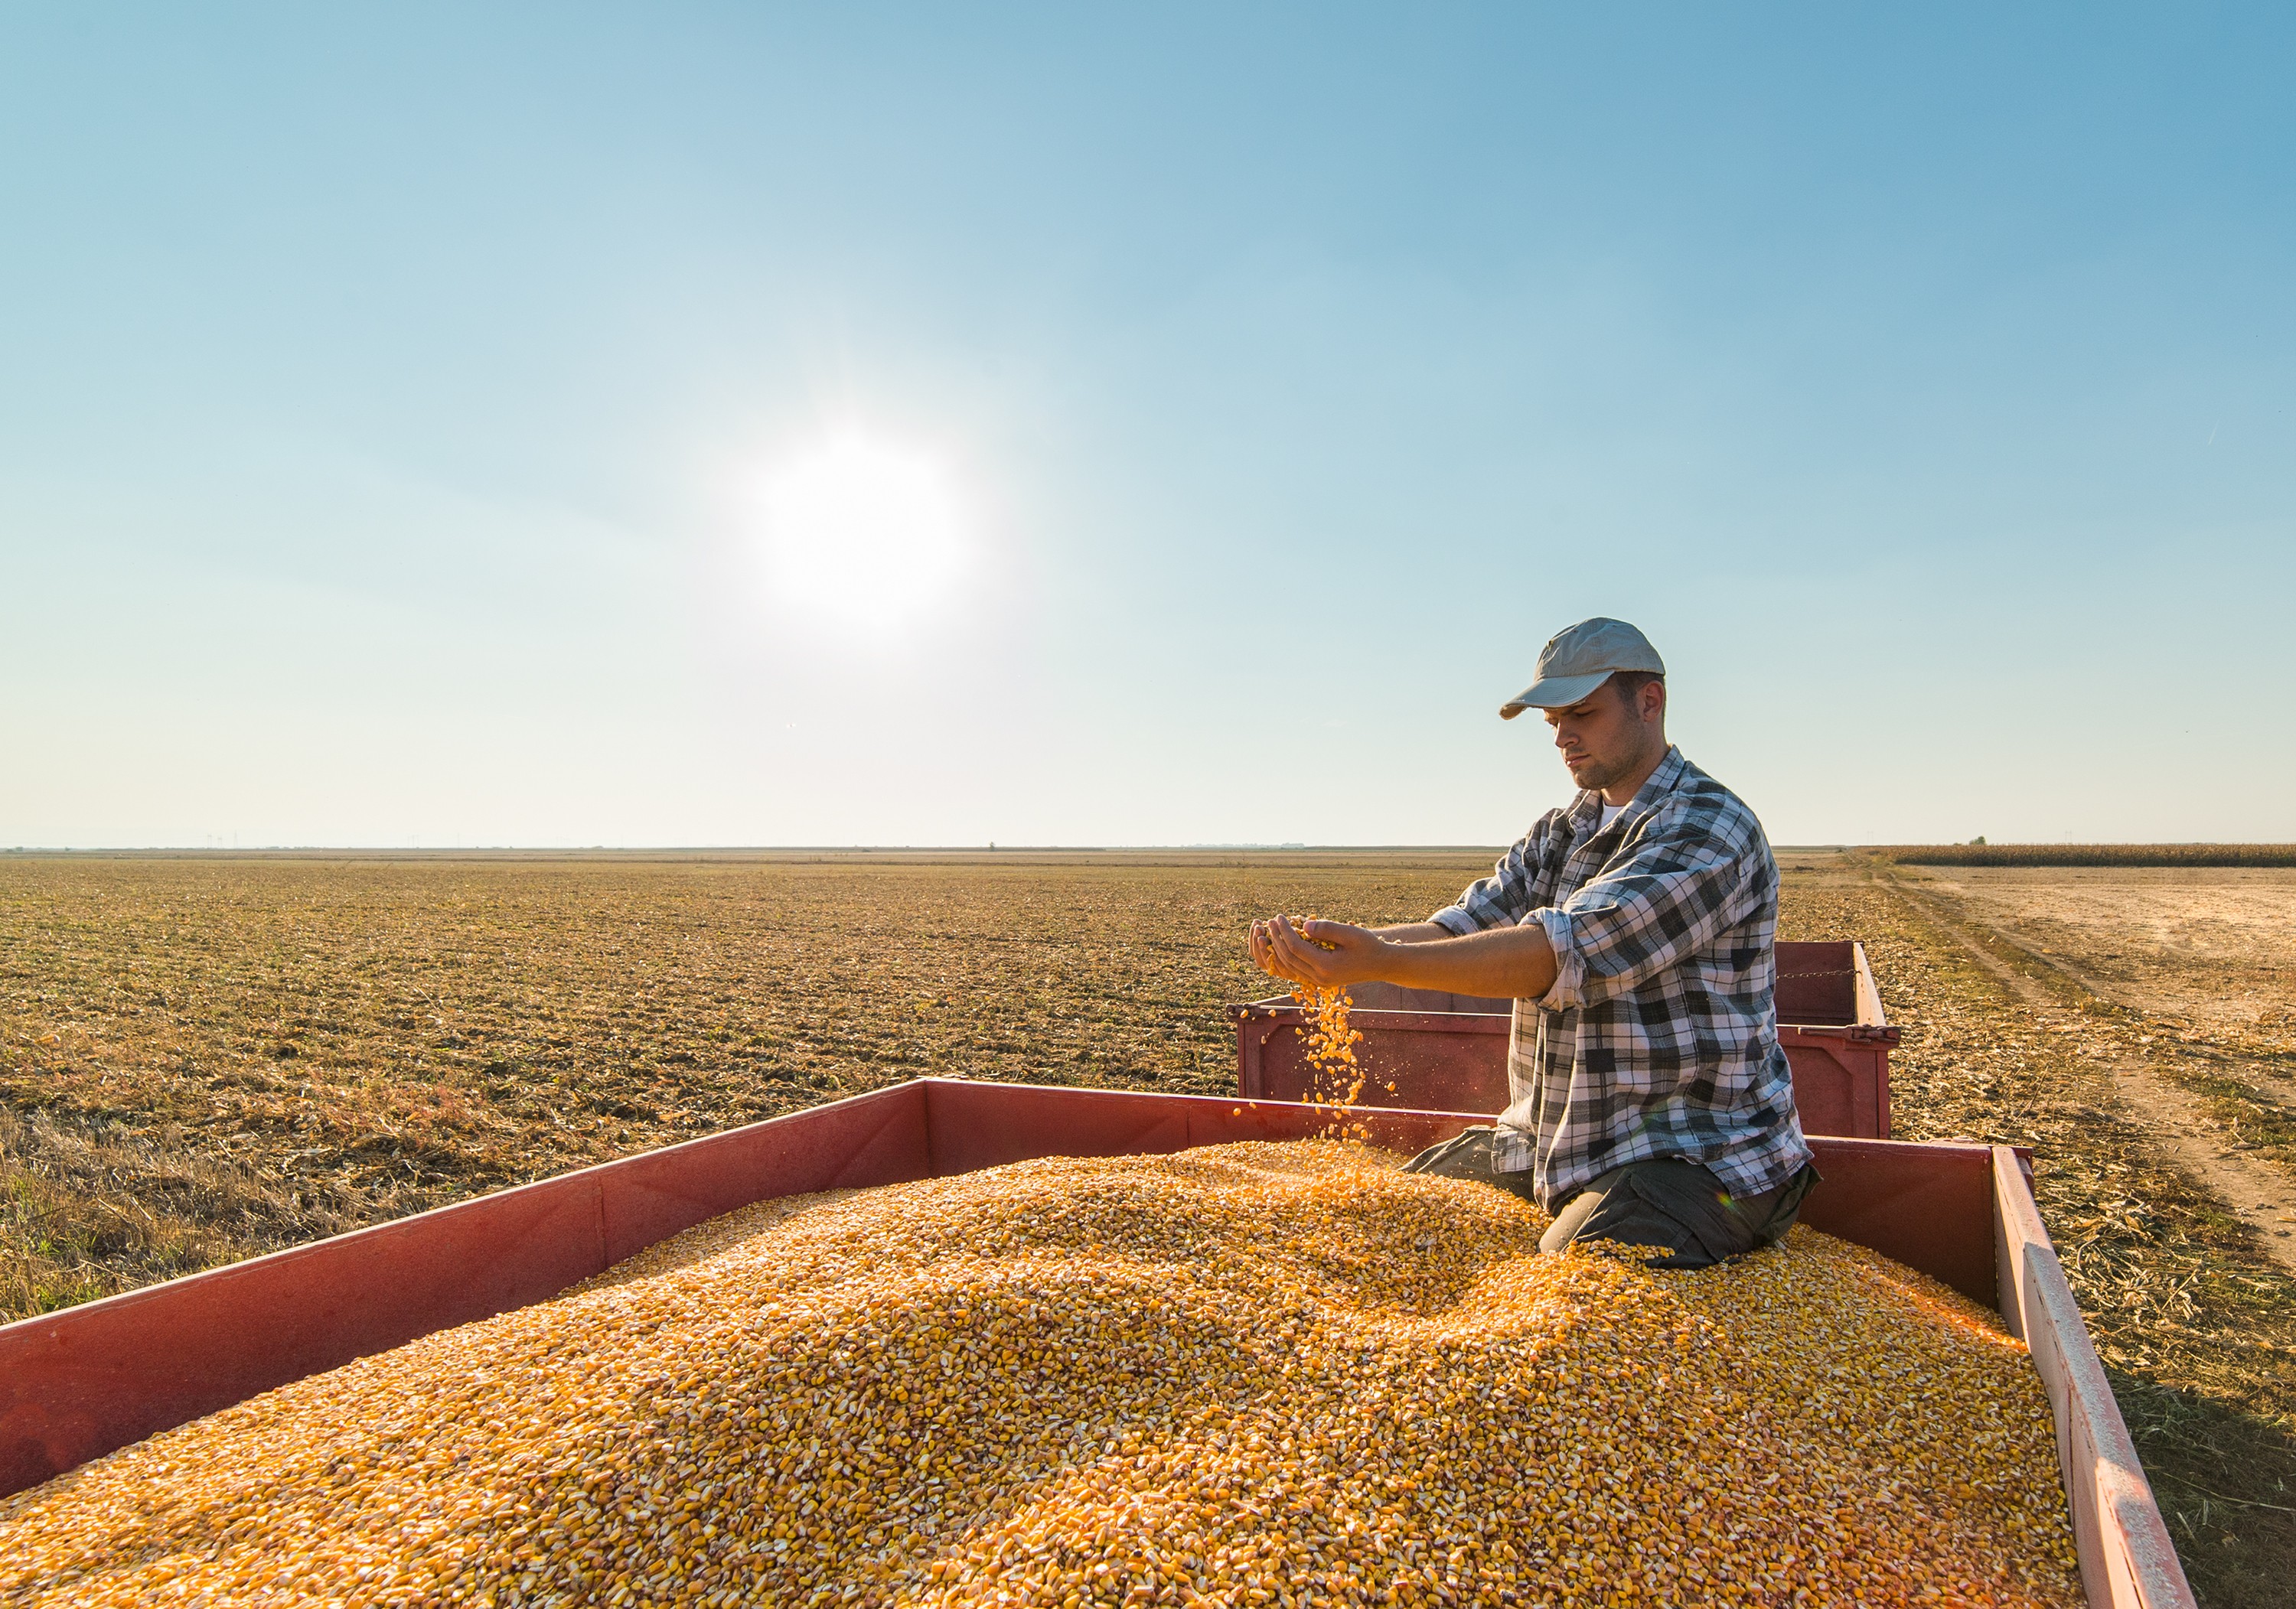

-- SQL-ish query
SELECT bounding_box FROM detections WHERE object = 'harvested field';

[1883,865,2296,1266]
[1893,866,2296,1039]
[4,848,2294,1602]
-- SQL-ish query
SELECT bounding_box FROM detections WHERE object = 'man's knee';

[1400,1127,1538,1203]
[1400,1126,1500,1181]
[1538,1158,1768,1269]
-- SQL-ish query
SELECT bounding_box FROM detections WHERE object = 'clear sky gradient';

[4,5,2290,848]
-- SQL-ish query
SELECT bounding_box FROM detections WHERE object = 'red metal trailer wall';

[1,1083,1981,1504]
[1234,939,1898,1138]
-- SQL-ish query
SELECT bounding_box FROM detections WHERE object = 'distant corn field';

[1877,844,2296,868]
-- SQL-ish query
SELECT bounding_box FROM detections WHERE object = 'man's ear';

[1642,680,1668,724]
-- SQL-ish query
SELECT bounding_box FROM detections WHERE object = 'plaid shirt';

[1430,746,1811,1209]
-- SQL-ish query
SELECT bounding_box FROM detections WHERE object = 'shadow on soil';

[2115,1372,2296,1607]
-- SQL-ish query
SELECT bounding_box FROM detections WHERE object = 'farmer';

[1249,617,1817,1268]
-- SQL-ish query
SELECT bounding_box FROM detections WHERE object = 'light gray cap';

[1499,617,1666,719]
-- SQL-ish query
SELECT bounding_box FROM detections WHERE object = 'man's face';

[1541,679,1662,793]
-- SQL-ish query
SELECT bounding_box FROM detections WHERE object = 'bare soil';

[1894,865,2296,1248]
[1889,875,2296,1271]
[1905,866,2296,1039]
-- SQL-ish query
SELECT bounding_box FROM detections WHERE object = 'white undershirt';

[1597,799,1628,832]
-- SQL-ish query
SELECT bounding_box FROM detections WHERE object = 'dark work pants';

[1401,1126,1820,1269]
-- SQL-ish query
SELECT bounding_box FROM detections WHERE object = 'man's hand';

[1247,911,1562,1002]
[1249,915,1389,988]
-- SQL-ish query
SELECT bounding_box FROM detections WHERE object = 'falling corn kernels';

[0,1142,2082,1607]
[1279,915,1369,1135]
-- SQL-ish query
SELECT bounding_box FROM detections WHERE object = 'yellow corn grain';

[1279,915,1368,1132]
[0,1142,2082,1607]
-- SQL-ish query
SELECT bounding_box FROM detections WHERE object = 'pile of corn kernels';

[0,1142,2082,1607]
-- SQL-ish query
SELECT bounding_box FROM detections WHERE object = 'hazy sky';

[4,5,2291,848]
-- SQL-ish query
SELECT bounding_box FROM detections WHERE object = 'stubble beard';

[1566,731,1662,796]
[1566,754,1631,793]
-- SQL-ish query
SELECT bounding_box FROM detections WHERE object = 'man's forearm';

[1253,911,1558,999]
[1373,923,1557,1001]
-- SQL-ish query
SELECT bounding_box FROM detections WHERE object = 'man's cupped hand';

[1248,914,1388,987]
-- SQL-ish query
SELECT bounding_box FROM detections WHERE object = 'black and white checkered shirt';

[1430,746,1812,1209]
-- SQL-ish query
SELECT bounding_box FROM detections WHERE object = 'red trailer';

[1232,938,1899,1138]
[0,1078,2188,1608]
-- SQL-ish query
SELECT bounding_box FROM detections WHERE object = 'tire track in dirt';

[1881,874,2296,1275]
[1954,930,2296,1111]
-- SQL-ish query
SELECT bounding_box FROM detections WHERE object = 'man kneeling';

[1250,618,1818,1268]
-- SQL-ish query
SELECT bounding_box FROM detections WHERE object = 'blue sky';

[3,5,2290,848]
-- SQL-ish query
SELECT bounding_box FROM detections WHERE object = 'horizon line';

[5,839,2291,857]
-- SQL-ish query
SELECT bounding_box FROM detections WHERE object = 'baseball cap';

[1499,617,1666,719]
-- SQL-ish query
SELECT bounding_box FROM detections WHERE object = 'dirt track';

[1906,866,2296,1041]
[1887,871,2296,1274]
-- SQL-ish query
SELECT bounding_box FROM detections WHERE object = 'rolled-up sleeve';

[1430,831,1544,936]
[1532,826,1763,1012]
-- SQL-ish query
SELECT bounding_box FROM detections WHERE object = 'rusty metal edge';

[1992,1145,2196,1609]
[1232,996,1512,1028]
[1235,998,1900,1040]
[1852,940,1890,1031]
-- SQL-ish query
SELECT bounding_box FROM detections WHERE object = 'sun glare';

[755,432,968,629]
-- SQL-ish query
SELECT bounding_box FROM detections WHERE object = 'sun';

[755,431,968,628]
